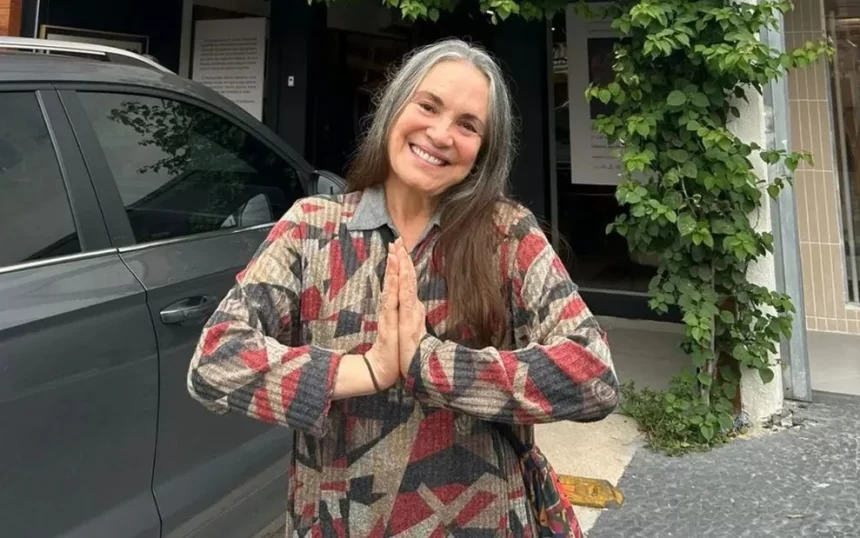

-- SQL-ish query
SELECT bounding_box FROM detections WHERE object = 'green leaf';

[718,413,735,431]
[625,189,642,204]
[759,367,775,384]
[429,8,440,21]
[598,89,613,104]
[719,310,735,323]
[711,219,733,235]
[667,90,687,106]
[767,184,781,199]
[668,149,690,163]
[697,371,713,387]
[691,93,709,107]
[723,383,737,399]
[682,160,698,178]
[677,213,697,236]
[700,424,715,441]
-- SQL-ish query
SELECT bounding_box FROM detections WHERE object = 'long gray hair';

[346,38,519,347]
[346,38,516,205]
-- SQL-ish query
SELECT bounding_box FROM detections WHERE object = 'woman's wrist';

[331,354,382,400]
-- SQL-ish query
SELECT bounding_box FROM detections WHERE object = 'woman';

[187,38,619,537]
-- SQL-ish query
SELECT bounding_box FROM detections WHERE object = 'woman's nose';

[426,119,454,147]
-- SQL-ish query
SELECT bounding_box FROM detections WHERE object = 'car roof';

[0,53,250,121]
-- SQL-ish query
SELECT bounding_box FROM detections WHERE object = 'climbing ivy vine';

[581,0,831,452]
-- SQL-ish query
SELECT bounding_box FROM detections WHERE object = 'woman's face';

[386,60,490,198]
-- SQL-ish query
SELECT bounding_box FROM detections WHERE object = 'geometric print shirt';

[186,186,619,537]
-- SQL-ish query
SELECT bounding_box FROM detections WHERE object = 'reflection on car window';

[78,92,304,244]
[0,92,81,267]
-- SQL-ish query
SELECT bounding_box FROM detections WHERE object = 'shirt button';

[455,414,471,435]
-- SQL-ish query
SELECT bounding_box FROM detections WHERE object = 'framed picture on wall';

[565,5,625,186]
[39,24,149,55]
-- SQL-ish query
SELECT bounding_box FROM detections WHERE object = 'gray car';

[1,43,343,538]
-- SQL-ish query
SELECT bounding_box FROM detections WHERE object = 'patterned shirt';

[187,186,619,537]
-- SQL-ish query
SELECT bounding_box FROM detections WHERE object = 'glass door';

[550,7,669,320]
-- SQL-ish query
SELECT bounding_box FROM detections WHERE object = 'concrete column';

[730,88,785,422]
[0,0,22,35]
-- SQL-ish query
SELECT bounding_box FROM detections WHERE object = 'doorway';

[308,1,413,176]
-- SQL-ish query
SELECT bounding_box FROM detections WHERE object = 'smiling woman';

[187,38,618,538]
[347,41,516,347]
[387,73,489,197]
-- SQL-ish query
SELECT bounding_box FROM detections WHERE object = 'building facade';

[786,0,860,335]
[5,0,857,411]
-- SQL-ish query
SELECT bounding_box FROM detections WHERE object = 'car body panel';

[0,51,342,538]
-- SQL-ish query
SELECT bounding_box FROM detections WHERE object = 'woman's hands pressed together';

[360,237,427,394]
[363,244,402,391]
[393,237,428,377]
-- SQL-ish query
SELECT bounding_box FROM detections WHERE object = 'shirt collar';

[346,185,442,233]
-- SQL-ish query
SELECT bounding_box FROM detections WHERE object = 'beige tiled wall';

[786,0,860,334]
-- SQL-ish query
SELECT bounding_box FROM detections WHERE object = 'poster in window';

[566,5,625,186]
[191,17,267,121]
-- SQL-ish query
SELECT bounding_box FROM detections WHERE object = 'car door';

[0,88,161,537]
[61,86,309,538]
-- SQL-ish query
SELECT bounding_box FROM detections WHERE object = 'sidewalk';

[587,391,860,538]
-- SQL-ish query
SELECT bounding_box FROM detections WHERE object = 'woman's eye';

[418,102,435,112]
[460,122,478,134]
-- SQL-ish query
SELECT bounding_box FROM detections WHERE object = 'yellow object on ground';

[557,475,625,509]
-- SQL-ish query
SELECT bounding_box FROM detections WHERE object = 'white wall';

[729,86,785,422]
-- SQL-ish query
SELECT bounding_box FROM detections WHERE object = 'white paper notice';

[566,6,625,186]
[192,18,267,120]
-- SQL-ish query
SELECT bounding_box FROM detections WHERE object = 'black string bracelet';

[363,354,382,392]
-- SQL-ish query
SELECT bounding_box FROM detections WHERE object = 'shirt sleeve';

[405,210,619,424]
[186,200,342,437]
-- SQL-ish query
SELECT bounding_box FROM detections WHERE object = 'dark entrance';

[549,11,674,321]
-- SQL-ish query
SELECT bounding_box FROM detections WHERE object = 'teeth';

[411,145,444,166]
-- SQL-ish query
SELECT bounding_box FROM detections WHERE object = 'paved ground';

[588,391,860,538]
[536,414,641,531]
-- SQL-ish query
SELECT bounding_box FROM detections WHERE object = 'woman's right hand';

[364,244,400,390]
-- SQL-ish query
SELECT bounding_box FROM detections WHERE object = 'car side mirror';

[311,170,347,195]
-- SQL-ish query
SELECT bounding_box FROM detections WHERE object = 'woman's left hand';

[394,238,427,377]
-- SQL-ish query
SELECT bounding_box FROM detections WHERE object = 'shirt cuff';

[405,333,441,394]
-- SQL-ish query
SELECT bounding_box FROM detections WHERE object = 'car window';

[0,92,81,268]
[77,92,305,244]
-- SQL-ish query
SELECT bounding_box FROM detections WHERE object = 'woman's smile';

[409,143,449,167]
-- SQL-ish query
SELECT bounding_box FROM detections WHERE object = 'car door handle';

[160,295,218,325]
